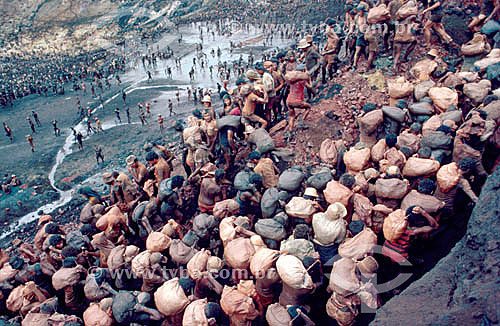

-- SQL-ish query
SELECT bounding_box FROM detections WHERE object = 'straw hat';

[304,187,319,198]
[263,61,273,70]
[102,172,114,184]
[245,69,260,80]
[126,155,137,166]
[357,256,379,278]
[201,95,212,103]
[38,215,52,226]
[325,202,347,220]
[297,38,310,49]
[305,34,313,44]
[427,49,439,58]
[240,84,253,96]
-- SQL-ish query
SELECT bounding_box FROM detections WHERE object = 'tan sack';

[169,239,198,265]
[437,162,460,192]
[219,216,237,245]
[338,228,377,260]
[319,139,338,165]
[187,249,211,279]
[83,302,113,326]
[95,206,124,231]
[0,263,18,283]
[220,285,257,317]
[382,209,408,242]
[285,197,318,219]
[107,245,126,270]
[422,115,442,135]
[224,237,256,269]
[387,77,413,99]
[368,4,390,23]
[213,199,240,219]
[154,278,190,316]
[375,178,409,199]
[22,312,50,326]
[396,2,418,19]
[183,298,209,326]
[401,190,444,214]
[473,48,500,72]
[146,232,172,252]
[323,180,353,207]
[6,284,25,312]
[131,250,152,277]
[428,87,458,112]
[52,265,86,291]
[250,248,279,276]
[352,194,374,225]
[402,157,440,177]
[276,255,314,290]
[285,71,309,83]
[328,258,360,296]
[344,146,371,173]
[266,303,292,326]
[371,139,387,163]
[358,109,384,135]
[461,33,489,56]
[410,59,438,81]
[312,212,347,246]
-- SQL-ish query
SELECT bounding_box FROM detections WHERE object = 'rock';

[463,80,492,104]
[482,100,500,121]
[414,80,436,101]
[371,167,500,326]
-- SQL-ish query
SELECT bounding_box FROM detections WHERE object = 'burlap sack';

[402,157,440,177]
[387,77,413,99]
[401,190,444,214]
[107,245,126,270]
[83,302,113,326]
[323,180,353,207]
[344,147,371,173]
[367,4,390,24]
[213,199,240,219]
[338,228,377,260]
[131,250,152,277]
[182,298,209,326]
[285,197,318,219]
[461,33,489,56]
[383,209,408,242]
[224,237,256,269]
[250,248,279,276]
[276,255,314,290]
[6,284,25,312]
[169,239,198,265]
[22,312,50,326]
[52,266,86,291]
[266,303,291,326]
[154,278,190,316]
[220,286,256,317]
[375,178,409,199]
[0,263,18,283]
[146,232,172,252]
[328,258,360,296]
[352,194,373,225]
[371,139,387,163]
[187,249,210,279]
[319,139,338,165]
[428,87,458,112]
[359,109,384,135]
[312,212,347,246]
[437,162,460,192]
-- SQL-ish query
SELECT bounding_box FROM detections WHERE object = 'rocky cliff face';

[371,166,500,325]
[0,0,179,56]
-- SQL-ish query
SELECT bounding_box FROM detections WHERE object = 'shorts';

[430,14,443,23]
[198,200,215,213]
[356,34,367,47]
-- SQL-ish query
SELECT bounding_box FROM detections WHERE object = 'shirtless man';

[198,168,223,213]
[285,65,313,132]
[146,152,171,188]
[126,155,148,188]
[240,84,268,129]
[321,18,340,83]
[423,0,453,45]
[26,134,35,152]
[3,122,13,141]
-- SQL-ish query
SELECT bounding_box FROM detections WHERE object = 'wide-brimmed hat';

[297,39,310,49]
[38,215,52,226]
[240,84,253,96]
[325,202,347,220]
[201,95,212,103]
[102,172,114,184]
[304,187,319,198]
[126,155,137,166]
[245,69,260,80]
[427,49,439,58]
[357,256,379,278]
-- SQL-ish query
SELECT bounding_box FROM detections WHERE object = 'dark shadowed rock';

[371,166,500,325]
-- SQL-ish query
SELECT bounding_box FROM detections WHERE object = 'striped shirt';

[383,229,412,263]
